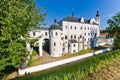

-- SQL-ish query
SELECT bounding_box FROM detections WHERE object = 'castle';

[29,11,100,57]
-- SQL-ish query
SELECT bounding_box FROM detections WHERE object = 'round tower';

[49,19,62,57]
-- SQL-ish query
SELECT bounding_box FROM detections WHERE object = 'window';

[74,35,76,39]
[61,37,64,40]
[88,33,90,36]
[65,35,67,39]
[88,27,89,30]
[54,42,56,46]
[84,33,86,36]
[71,35,73,39]
[56,32,58,36]
[91,33,92,35]
[71,26,72,29]
[33,32,35,36]
[75,26,76,30]
[66,26,67,29]
[80,35,82,38]
[74,44,75,47]
[45,32,47,36]
[84,27,86,30]
[81,27,82,30]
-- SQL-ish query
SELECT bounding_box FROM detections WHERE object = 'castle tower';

[96,10,100,24]
[49,19,62,57]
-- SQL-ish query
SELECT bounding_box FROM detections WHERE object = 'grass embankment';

[87,58,120,80]
[29,46,110,66]
[14,49,120,80]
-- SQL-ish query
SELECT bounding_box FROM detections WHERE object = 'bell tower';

[96,10,100,24]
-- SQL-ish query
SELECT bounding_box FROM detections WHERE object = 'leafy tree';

[106,12,120,37]
[114,34,120,49]
[106,12,120,49]
[0,0,46,71]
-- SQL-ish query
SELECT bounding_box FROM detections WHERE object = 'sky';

[36,0,120,30]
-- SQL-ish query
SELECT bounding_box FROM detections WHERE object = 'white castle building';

[29,11,100,57]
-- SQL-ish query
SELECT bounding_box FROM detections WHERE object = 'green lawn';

[14,49,120,80]
[28,46,112,67]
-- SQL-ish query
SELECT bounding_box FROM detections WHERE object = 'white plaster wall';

[29,30,49,41]
[69,43,78,53]
[62,21,99,52]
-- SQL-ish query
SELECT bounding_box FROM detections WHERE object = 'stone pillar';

[39,39,43,56]
[26,42,30,52]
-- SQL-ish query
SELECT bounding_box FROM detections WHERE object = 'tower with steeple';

[96,10,100,25]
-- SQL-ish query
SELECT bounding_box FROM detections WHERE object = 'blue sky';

[36,0,120,30]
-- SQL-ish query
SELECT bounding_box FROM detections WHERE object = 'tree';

[114,34,120,49]
[106,12,120,49]
[0,0,46,71]
[106,12,120,37]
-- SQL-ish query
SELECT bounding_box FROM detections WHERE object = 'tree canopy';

[0,0,46,71]
[106,12,120,37]
[106,12,120,49]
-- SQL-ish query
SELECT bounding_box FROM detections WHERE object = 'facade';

[29,11,100,57]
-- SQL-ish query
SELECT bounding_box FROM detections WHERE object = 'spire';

[54,18,57,23]
[72,8,74,17]
[96,10,100,17]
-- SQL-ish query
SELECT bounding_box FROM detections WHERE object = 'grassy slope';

[14,49,120,80]
[87,58,120,80]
